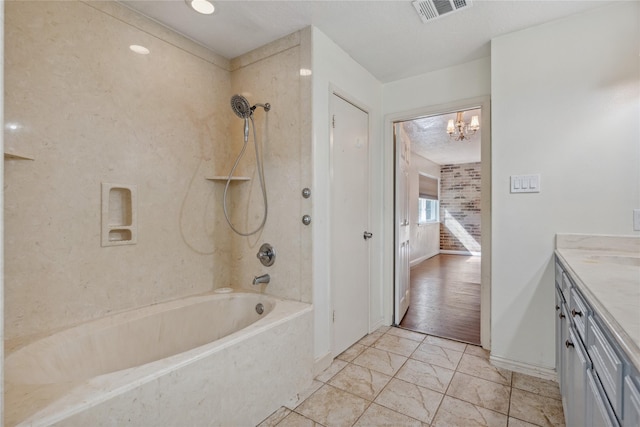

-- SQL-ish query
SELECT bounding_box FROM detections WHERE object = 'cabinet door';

[560,303,570,407]
[587,369,620,427]
[624,376,640,427]
[556,288,565,392]
[567,327,588,427]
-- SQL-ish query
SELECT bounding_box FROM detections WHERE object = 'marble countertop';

[555,234,640,371]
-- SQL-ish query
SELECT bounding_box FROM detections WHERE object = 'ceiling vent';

[412,0,473,23]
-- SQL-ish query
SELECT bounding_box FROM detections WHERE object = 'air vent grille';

[412,0,473,23]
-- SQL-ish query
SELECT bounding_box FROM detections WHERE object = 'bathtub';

[5,291,313,427]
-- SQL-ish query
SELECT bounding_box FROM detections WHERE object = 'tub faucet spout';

[253,274,270,286]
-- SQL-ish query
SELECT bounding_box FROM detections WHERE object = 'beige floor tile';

[425,335,467,352]
[411,342,463,370]
[509,388,565,427]
[285,380,324,410]
[352,347,407,376]
[432,396,508,427]
[457,353,512,385]
[395,358,454,393]
[465,345,490,359]
[315,359,348,383]
[507,417,539,427]
[337,343,367,362]
[447,372,511,414]
[295,384,369,427]
[258,406,291,427]
[353,403,423,427]
[277,411,323,427]
[511,373,561,401]
[328,363,392,401]
[374,378,444,424]
[376,326,392,334]
[373,333,421,357]
[386,327,427,343]
[358,331,384,347]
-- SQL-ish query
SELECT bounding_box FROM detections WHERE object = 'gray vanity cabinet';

[555,256,636,427]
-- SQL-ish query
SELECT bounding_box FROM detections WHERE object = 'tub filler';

[5,291,313,426]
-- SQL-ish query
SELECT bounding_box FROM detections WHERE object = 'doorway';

[387,97,491,349]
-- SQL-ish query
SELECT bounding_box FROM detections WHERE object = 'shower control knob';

[302,215,311,225]
[257,243,276,267]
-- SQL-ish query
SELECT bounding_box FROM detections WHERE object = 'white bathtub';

[5,291,313,427]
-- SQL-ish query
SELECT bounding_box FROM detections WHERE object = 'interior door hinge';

[332,115,335,129]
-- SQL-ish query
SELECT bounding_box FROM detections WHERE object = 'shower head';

[231,95,252,119]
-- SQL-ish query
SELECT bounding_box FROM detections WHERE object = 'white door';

[331,94,370,356]
[394,123,411,325]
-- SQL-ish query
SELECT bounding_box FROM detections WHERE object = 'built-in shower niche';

[101,183,137,247]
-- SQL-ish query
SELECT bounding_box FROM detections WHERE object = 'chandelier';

[446,111,480,141]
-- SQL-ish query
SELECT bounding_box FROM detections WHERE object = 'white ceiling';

[121,0,614,83]
[401,109,481,165]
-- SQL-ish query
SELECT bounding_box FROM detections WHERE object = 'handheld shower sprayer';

[224,94,271,236]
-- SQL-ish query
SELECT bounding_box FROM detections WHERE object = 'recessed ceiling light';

[188,0,215,15]
[129,45,150,55]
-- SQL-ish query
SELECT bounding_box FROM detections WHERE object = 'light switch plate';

[634,209,640,231]
[510,174,540,193]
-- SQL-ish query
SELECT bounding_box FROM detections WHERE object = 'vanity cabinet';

[555,256,638,427]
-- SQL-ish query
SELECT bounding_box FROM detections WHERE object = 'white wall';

[491,2,639,372]
[409,153,440,266]
[311,27,384,367]
[384,57,491,114]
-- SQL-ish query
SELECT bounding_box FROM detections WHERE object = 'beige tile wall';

[4,1,312,343]
[228,29,313,302]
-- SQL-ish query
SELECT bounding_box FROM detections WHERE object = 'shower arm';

[251,103,271,113]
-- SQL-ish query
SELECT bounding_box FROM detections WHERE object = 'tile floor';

[258,326,565,427]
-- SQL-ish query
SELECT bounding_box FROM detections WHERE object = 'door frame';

[328,87,374,356]
[383,95,492,349]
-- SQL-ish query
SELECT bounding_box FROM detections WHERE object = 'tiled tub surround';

[5,291,313,427]
[260,327,565,427]
[555,234,640,370]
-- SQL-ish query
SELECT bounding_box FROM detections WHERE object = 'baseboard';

[490,354,557,382]
[313,352,333,376]
[440,249,481,256]
[370,318,386,332]
[410,252,438,268]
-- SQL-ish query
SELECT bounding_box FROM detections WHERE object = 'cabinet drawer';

[624,376,640,427]
[587,369,620,427]
[588,317,624,416]
[561,272,572,299]
[570,288,589,342]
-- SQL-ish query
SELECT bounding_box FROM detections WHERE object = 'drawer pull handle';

[559,313,566,319]
[571,309,583,317]
[565,340,574,348]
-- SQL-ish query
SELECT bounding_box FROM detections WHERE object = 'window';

[418,197,438,224]
[418,173,439,224]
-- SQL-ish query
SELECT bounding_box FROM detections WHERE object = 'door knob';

[363,231,373,240]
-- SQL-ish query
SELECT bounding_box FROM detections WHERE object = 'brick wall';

[439,163,482,252]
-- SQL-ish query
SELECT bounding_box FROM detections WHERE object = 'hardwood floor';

[399,254,481,345]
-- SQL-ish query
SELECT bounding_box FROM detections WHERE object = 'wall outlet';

[634,209,640,231]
